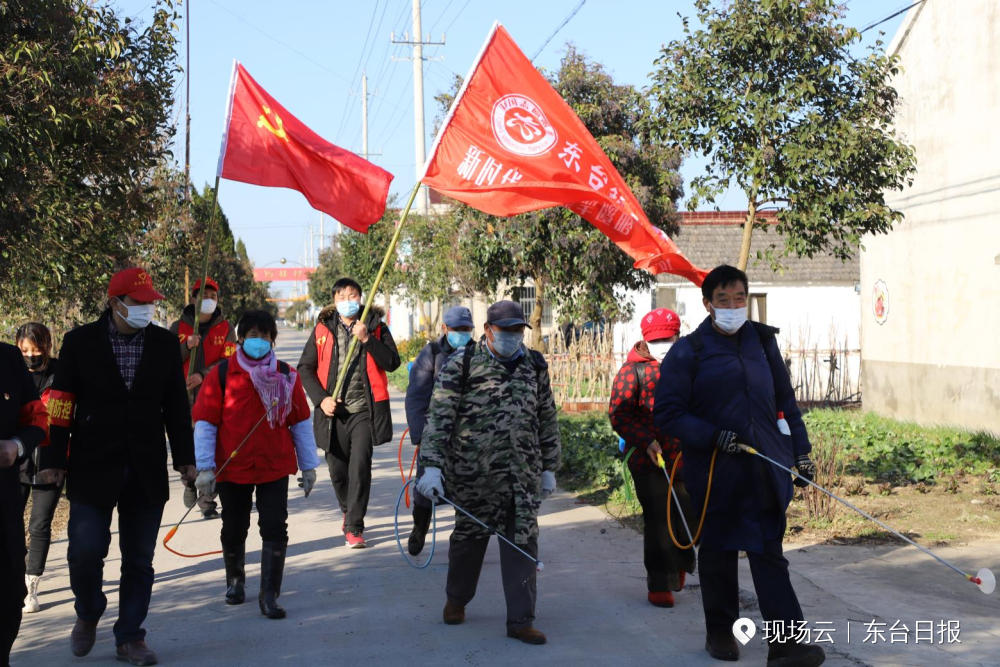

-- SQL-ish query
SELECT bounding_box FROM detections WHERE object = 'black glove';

[714,429,742,455]
[794,455,816,488]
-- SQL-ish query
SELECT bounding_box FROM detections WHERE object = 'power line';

[861,0,922,33]
[531,0,586,62]
[334,0,383,140]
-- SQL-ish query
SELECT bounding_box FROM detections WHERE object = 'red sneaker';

[648,591,675,608]
[345,531,367,549]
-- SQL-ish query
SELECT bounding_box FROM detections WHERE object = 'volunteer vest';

[314,321,389,401]
[177,319,235,378]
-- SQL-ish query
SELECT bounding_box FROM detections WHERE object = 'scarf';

[235,346,296,428]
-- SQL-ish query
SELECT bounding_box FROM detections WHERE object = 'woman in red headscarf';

[609,308,694,608]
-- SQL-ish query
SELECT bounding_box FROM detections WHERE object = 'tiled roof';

[664,212,860,285]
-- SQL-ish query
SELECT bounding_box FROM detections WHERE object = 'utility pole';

[392,0,444,215]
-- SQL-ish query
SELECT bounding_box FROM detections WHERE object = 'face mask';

[242,338,271,359]
[713,306,747,334]
[490,330,523,358]
[23,355,45,371]
[447,331,472,349]
[200,298,217,315]
[647,341,673,362]
[118,301,154,329]
[336,300,361,318]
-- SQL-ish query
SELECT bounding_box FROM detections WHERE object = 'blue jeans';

[67,474,164,646]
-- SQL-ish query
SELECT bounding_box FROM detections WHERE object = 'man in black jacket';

[298,277,400,549]
[1,343,48,666]
[41,267,196,666]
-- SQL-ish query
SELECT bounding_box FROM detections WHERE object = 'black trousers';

[20,482,64,576]
[445,500,537,631]
[67,472,164,646]
[217,477,289,550]
[1,476,25,667]
[325,410,373,533]
[698,539,804,634]
[631,462,696,593]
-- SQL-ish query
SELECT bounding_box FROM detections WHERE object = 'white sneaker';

[23,575,40,613]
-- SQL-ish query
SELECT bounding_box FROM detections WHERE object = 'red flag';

[218,63,393,233]
[421,24,706,285]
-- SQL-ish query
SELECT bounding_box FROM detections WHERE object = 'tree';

[648,0,916,270]
[445,46,684,346]
[336,204,405,305]
[0,0,180,333]
[308,244,344,306]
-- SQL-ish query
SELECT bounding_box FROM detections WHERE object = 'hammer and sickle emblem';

[257,105,288,141]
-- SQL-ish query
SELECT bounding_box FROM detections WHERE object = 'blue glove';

[541,470,556,499]
[416,467,444,499]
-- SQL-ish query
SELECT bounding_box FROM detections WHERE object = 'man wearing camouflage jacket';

[417,300,560,645]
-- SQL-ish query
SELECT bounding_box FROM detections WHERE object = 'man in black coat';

[297,277,400,549]
[41,268,196,666]
[1,344,48,666]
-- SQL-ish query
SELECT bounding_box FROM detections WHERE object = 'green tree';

[0,0,180,333]
[648,0,916,270]
[447,46,684,346]
[308,244,344,306]
[337,204,405,305]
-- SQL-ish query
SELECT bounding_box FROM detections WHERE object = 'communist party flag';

[421,24,706,285]
[218,63,393,232]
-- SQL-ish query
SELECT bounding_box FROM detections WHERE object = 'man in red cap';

[41,267,196,665]
[169,277,236,519]
[609,308,694,609]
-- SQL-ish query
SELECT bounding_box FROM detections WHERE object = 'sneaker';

[507,626,547,645]
[344,530,367,549]
[115,639,158,665]
[202,508,220,520]
[647,591,675,608]
[24,574,40,613]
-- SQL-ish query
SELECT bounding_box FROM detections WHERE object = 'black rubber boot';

[408,505,432,556]
[258,541,287,619]
[223,545,246,605]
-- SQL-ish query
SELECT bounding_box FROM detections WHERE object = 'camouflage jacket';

[419,338,561,545]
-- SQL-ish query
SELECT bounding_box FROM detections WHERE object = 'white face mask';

[200,298,217,315]
[647,341,673,362]
[712,306,747,334]
[118,301,155,329]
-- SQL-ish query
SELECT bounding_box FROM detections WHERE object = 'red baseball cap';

[107,268,164,302]
[192,277,219,294]
[641,308,680,341]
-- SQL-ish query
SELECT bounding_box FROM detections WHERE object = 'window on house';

[749,293,767,324]
[512,286,553,327]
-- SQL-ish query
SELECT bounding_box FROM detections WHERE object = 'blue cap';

[443,305,474,329]
[486,300,531,328]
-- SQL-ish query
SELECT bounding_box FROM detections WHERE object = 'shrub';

[557,412,621,491]
[395,333,430,363]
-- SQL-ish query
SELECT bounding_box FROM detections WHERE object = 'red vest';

[314,321,389,401]
[177,319,235,378]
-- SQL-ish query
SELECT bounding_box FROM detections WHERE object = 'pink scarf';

[235,346,296,428]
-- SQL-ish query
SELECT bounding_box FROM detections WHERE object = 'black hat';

[486,300,531,328]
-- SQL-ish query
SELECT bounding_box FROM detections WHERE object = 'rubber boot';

[258,541,287,619]
[223,545,246,605]
[408,505,432,556]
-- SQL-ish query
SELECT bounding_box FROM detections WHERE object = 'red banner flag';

[218,63,393,233]
[421,24,706,285]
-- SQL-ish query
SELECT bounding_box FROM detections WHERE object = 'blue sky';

[114,0,908,287]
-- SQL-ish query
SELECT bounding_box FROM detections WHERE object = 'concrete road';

[12,328,1000,665]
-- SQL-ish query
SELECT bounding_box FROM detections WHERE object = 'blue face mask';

[336,300,361,318]
[447,331,472,349]
[242,338,271,360]
[490,330,523,358]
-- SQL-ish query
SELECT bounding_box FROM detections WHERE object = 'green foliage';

[804,409,1000,484]
[338,205,405,303]
[648,0,916,267]
[394,333,430,363]
[556,412,622,491]
[388,364,410,392]
[308,244,344,306]
[0,0,180,333]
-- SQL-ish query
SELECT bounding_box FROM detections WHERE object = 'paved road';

[12,329,1000,665]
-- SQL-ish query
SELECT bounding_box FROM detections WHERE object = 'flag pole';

[329,180,421,401]
[188,60,239,382]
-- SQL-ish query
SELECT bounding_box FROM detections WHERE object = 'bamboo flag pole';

[328,180,421,401]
